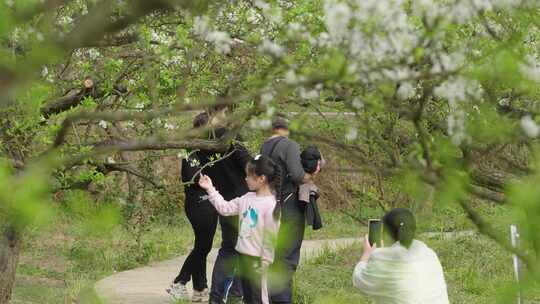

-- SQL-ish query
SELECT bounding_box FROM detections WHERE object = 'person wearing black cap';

[260,115,317,304]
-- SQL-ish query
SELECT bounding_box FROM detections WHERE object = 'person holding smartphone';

[353,208,449,304]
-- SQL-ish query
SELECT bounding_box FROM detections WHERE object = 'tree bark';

[0,226,21,304]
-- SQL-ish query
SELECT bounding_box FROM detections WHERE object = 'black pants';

[210,215,243,303]
[239,254,265,304]
[269,194,306,304]
[175,197,218,291]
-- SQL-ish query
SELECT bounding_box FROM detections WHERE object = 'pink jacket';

[207,188,279,264]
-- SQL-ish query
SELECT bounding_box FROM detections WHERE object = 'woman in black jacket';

[168,109,250,303]
[167,112,218,302]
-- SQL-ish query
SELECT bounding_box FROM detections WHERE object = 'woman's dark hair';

[382,208,416,248]
[246,155,282,220]
[193,112,209,128]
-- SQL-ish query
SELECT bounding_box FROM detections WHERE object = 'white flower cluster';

[254,0,283,23]
[87,49,101,60]
[192,16,233,54]
[520,55,540,83]
[322,0,419,79]
[434,76,483,145]
[249,117,272,130]
[57,15,74,27]
[298,84,323,100]
[447,110,467,145]
[284,69,306,85]
[177,149,189,159]
[396,82,416,100]
[164,122,177,130]
[434,76,483,107]
[260,91,275,105]
[324,0,352,43]
[150,29,173,46]
[345,127,358,141]
[412,0,526,25]
[259,39,285,58]
[520,116,539,138]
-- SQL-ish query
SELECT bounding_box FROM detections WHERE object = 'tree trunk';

[0,226,21,304]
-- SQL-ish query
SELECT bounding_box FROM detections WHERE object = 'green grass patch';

[294,234,540,303]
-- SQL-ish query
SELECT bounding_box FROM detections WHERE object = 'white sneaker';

[192,288,209,303]
[166,282,190,301]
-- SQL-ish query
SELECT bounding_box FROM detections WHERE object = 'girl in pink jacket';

[199,154,281,304]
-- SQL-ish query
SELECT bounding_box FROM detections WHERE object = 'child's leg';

[239,254,266,304]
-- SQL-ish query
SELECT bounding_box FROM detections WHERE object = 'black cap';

[272,116,289,130]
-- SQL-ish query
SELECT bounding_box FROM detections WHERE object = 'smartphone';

[368,219,383,247]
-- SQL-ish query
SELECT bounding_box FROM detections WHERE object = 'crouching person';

[353,208,449,304]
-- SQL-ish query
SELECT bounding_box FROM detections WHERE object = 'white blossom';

[189,158,201,167]
[397,82,416,100]
[254,0,271,11]
[206,31,233,54]
[324,0,352,43]
[106,157,116,164]
[266,106,276,116]
[247,10,260,24]
[249,118,272,129]
[88,49,101,60]
[164,123,177,130]
[345,127,358,141]
[41,66,49,78]
[520,55,540,83]
[285,69,299,85]
[261,92,274,104]
[520,116,539,138]
[352,97,364,110]
[287,22,304,37]
[58,15,74,26]
[259,39,285,57]
[447,110,467,145]
[498,98,511,107]
[434,76,482,106]
[98,120,108,129]
[193,16,210,37]
[299,87,319,100]
[127,79,136,88]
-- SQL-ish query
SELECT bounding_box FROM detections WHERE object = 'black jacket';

[182,128,250,202]
[299,184,323,230]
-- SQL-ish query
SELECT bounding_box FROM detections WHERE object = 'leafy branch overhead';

[1,0,540,302]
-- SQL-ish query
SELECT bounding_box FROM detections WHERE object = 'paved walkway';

[94,231,477,304]
[94,238,359,304]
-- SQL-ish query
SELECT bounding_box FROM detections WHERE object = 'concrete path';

[94,238,359,304]
[94,231,476,304]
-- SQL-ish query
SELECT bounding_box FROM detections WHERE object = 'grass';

[8,188,528,304]
[294,234,540,304]
[12,205,196,304]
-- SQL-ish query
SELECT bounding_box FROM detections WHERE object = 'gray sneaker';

[192,288,209,303]
[166,282,191,301]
